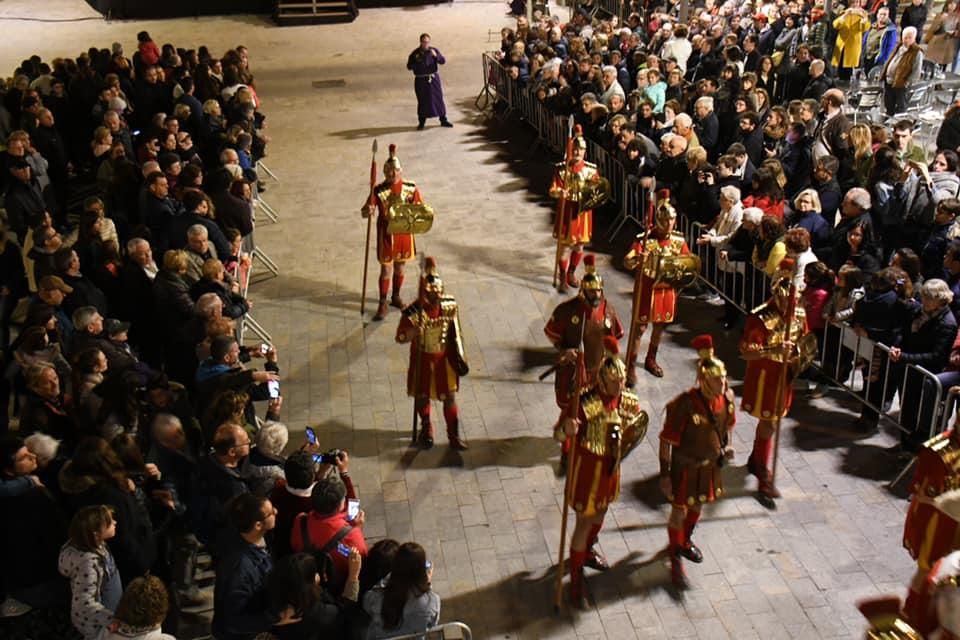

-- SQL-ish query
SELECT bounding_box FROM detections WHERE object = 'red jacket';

[290,509,367,594]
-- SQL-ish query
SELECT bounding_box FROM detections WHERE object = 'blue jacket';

[863,23,898,68]
[212,534,275,640]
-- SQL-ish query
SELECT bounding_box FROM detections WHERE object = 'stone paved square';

[3,2,918,638]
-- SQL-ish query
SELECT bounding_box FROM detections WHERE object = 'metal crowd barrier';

[478,51,955,451]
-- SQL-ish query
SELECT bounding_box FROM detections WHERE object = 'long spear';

[553,307,588,611]
[553,116,576,288]
[769,259,799,500]
[361,139,378,318]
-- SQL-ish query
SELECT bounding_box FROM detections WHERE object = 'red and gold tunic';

[550,160,600,246]
[396,296,465,400]
[374,179,418,264]
[544,297,624,409]
[568,387,644,517]
[904,430,960,570]
[624,230,690,324]
[739,301,808,420]
[661,388,736,507]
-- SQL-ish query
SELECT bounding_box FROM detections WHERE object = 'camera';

[312,448,342,465]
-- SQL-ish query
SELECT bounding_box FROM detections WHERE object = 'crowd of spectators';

[0,32,441,640]
[494,0,960,444]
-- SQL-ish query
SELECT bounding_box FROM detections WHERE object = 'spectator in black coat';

[194,335,279,424]
[787,189,833,254]
[922,199,960,280]
[212,493,299,640]
[801,59,832,102]
[58,436,157,584]
[118,238,160,365]
[900,0,928,31]
[862,279,957,447]
[152,249,196,384]
[167,189,230,257]
[736,111,764,168]
[693,96,720,159]
[813,156,843,223]
[55,247,108,318]
[194,423,253,546]
[781,123,813,199]
[141,171,179,256]
[4,158,47,241]
[207,167,254,238]
[936,103,960,154]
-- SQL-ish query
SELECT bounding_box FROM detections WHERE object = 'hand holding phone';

[260,343,269,355]
[305,427,316,445]
[347,499,360,522]
[267,380,280,399]
[336,542,351,557]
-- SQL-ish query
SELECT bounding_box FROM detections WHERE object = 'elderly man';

[184,224,218,286]
[70,305,107,355]
[674,113,700,151]
[119,238,159,362]
[599,65,626,109]
[656,134,690,192]
[693,97,720,159]
[801,59,831,102]
[883,26,924,117]
[829,188,878,265]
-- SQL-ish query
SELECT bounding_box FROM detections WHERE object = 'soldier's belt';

[387,203,434,235]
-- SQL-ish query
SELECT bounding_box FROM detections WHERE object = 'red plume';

[691,334,714,352]
[778,257,797,271]
[583,254,596,268]
[573,124,583,136]
[602,335,620,355]
[388,143,397,157]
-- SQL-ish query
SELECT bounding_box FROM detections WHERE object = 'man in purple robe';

[407,33,453,130]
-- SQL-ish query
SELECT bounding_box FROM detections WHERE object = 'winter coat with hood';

[58,542,122,640]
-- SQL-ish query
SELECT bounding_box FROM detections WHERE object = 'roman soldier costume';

[740,258,815,505]
[396,257,468,450]
[550,126,608,292]
[659,334,736,586]
[623,196,698,382]
[563,336,647,606]
[364,144,419,320]
[902,427,960,634]
[544,255,624,412]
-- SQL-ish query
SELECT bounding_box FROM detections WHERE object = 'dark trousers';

[884,82,907,116]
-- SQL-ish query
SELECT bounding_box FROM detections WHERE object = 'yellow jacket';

[832,10,871,68]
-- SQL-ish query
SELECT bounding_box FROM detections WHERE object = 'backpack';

[298,514,353,590]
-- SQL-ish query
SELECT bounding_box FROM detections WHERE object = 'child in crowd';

[58,505,123,640]
[802,261,834,394]
[813,265,867,397]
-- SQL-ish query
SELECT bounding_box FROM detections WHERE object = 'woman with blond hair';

[848,123,874,188]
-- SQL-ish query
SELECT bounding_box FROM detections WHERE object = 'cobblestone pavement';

[6,2,917,637]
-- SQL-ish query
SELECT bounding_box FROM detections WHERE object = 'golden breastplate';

[753,305,808,363]
[641,235,685,280]
[580,389,643,457]
[408,299,457,354]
